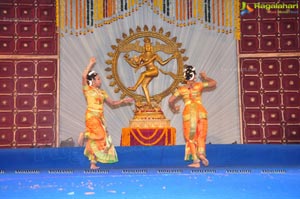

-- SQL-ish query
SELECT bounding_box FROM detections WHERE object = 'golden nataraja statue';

[105,25,187,128]
[125,37,176,107]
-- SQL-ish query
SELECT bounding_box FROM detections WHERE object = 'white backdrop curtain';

[59,4,240,146]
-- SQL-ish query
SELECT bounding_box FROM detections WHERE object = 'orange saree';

[173,82,209,162]
[83,85,118,164]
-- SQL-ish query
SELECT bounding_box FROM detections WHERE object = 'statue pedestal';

[121,127,176,146]
[130,103,170,127]
[129,118,170,128]
[122,102,176,146]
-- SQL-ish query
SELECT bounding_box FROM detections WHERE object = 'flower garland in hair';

[87,71,98,86]
[184,65,196,81]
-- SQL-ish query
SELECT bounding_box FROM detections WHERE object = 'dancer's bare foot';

[199,155,209,166]
[188,162,200,168]
[90,163,99,170]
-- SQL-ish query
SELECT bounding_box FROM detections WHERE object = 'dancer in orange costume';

[78,57,134,169]
[168,65,216,168]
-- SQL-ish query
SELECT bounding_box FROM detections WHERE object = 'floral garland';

[56,0,240,39]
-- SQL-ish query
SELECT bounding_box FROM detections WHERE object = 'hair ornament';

[87,70,98,86]
[184,65,196,81]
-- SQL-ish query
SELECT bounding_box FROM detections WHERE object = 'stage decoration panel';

[0,59,58,148]
[238,1,300,144]
[0,0,58,148]
[55,0,241,39]
[239,57,300,144]
[239,1,299,53]
[121,127,176,146]
[0,1,57,55]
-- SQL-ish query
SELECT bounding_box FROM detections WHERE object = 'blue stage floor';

[1,145,300,199]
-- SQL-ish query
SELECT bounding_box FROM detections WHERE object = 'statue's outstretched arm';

[156,53,176,66]
[124,54,139,69]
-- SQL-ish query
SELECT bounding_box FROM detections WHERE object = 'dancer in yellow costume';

[78,57,134,169]
[168,65,217,168]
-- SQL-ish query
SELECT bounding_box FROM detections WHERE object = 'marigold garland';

[56,0,240,39]
[130,128,168,146]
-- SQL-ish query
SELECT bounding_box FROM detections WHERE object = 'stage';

[1,144,300,199]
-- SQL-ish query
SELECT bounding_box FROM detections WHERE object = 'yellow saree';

[83,85,118,164]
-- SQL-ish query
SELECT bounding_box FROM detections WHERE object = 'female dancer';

[168,65,216,168]
[78,57,134,169]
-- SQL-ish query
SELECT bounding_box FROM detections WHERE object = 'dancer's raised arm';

[200,72,217,88]
[82,57,96,86]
